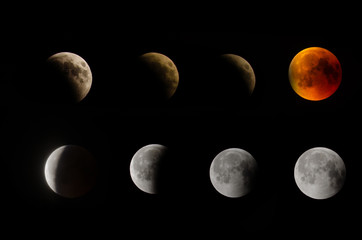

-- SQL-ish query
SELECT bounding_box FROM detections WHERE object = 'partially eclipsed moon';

[219,54,256,96]
[44,145,97,198]
[129,144,168,194]
[210,148,258,198]
[289,47,342,101]
[294,147,346,200]
[137,52,179,101]
[46,52,92,103]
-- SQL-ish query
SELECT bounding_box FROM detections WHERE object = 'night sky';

[1,31,361,235]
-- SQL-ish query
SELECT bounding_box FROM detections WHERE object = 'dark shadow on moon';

[130,144,171,195]
[125,54,178,107]
[190,54,256,109]
[41,59,89,103]
[326,160,346,189]
[52,146,97,198]
[2,112,107,208]
[154,148,173,194]
[11,53,91,105]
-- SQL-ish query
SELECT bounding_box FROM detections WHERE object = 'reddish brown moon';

[289,47,342,101]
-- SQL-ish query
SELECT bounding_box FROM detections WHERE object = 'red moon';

[289,47,342,101]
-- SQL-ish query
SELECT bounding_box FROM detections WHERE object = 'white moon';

[44,145,97,198]
[209,148,258,198]
[294,147,346,200]
[47,52,92,102]
[129,144,168,194]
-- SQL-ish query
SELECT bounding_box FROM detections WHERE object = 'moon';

[294,147,346,200]
[44,145,97,198]
[209,148,258,198]
[135,52,179,102]
[219,54,256,96]
[289,47,342,101]
[45,52,92,103]
[129,144,168,194]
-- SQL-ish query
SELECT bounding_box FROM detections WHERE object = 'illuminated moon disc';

[209,148,258,198]
[289,47,342,101]
[294,147,346,200]
[129,144,168,194]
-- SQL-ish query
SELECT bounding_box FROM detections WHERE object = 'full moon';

[44,145,97,198]
[129,144,168,194]
[219,54,256,96]
[45,52,92,103]
[209,148,258,198]
[294,147,346,200]
[289,47,342,101]
[136,52,179,102]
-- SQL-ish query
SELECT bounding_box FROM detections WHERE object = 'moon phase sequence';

[294,147,346,200]
[44,145,97,198]
[33,47,349,201]
[209,148,258,198]
[289,47,342,101]
[32,48,346,104]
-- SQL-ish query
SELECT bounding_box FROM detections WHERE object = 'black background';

[0,30,361,236]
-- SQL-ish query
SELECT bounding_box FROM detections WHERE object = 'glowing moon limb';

[44,145,97,198]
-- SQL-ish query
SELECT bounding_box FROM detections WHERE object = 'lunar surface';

[44,145,97,198]
[45,52,92,103]
[210,148,258,198]
[130,144,168,194]
[219,54,256,96]
[289,47,342,101]
[294,147,346,200]
[136,52,179,102]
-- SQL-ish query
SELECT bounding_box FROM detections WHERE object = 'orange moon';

[289,47,342,101]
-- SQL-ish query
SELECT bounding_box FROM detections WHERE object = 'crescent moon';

[44,145,97,198]
[220,54,256,96]
[136,52,179,102]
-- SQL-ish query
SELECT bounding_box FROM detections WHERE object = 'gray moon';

[44,145,97,198]
[129,144,168,194]
[220,54,256,96]
[294,147,346,200]
[210,148,258,198]
[46,52,92,103]
[138,52,179,100]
